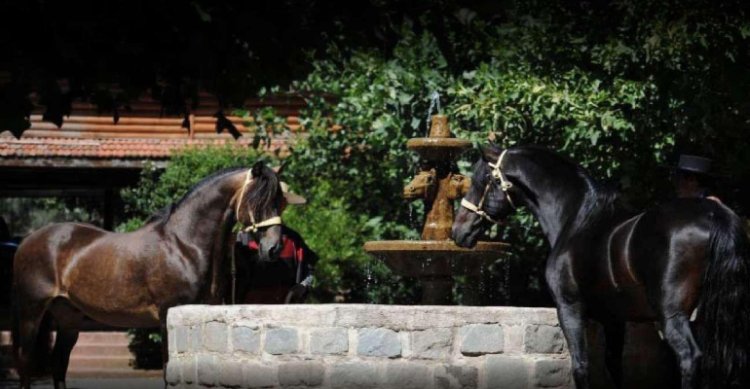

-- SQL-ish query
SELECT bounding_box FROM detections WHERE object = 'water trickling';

[425,91,441,136]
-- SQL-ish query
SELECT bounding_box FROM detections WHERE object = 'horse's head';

[452,144,517,248]
[403,168,437,200]
[235,161,284,262]
[446,173,471,199]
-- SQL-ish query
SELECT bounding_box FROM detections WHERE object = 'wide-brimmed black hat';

[676,154,713,175]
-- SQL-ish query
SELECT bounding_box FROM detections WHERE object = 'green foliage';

[283,182,418,303]
[285,29,455,227]
[0,198,103,236]
[126,328,163,370]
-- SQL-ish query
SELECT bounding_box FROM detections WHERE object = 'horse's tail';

[10,289,20,372]
[10,254,53,379]
[698,204,750,388]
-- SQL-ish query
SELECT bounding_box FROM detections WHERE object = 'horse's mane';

[509,145,620,231]
[146,167,245,224]
[243,165,281,214]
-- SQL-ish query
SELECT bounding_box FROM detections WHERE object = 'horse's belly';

[589,286,657,322]
[78,304,161,328]
[66,292,161,327]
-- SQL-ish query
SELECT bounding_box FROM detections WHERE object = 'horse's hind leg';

[48,299,84,389]
[660,314,701,389]
[14,299,51,389]
[602,321,625,389]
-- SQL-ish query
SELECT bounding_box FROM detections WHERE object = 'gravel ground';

[0,377,164,389]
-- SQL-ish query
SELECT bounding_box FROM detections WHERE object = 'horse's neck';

[165,171,244,248]
[512,152,589,247]
[163,171,244,301]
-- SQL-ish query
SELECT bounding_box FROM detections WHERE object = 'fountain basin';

[406,137,471,161]
[364,240,507,278]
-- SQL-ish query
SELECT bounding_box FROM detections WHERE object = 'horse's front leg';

[159,308,170,387]
[547,257,590,389]
[556,301,590,388]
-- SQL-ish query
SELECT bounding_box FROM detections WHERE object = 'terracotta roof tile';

[0,111,298,160]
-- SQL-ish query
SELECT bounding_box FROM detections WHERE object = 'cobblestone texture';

[167,304,571,389]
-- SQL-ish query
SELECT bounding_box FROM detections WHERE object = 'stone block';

[218,360,244,388]
[411,328,452,359]
[232,325,261,353]
[278,361,326,387]
[330,362,380,389]
[182,356,197,384]
[459,324,503,356]
[384,361,432,389]
[243,363,278,388]
[265,327,300,355]
[485,355,530,389]
[532,358,571,388]
[204,321,228,352]
[434,365,478,389]
[189,325,202,352]
[196,354,217,386]
[524,325,565,354]
[310,327,349,355]
[173,326,189,354]
[357,328,401,358]
[166,359,181,386]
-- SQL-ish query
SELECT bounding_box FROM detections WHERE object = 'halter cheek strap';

[235,169,283,233]
[460,149,516,223]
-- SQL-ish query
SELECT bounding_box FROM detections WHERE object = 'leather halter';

[460,149,516,223]
[235,169,282,233]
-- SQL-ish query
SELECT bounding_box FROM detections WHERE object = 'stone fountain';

[364,114,508,304]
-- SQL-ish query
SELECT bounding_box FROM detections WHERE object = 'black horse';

[12,161,284,389]
[452,144,750,389]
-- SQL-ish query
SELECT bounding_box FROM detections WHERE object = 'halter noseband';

[460,149,516,223]
[235,169,283,233]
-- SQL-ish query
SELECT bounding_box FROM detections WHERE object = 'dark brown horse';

[12,161,285,389]
[453,144,750,389]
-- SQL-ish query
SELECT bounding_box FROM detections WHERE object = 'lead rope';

[230,242,236,305]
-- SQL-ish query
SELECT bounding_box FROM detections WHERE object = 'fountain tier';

[364,240,508,278]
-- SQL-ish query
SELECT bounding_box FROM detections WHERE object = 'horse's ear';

[480,143,500,162]
[251,161,265,179]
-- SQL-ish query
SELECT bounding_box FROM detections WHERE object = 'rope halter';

[235,169,283,233]
[460,149,516,223]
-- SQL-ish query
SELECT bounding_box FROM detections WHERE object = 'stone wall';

[166,304,571,389]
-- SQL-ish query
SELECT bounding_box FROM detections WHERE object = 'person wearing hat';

[673,154,722,203]
[233,181,318,304]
